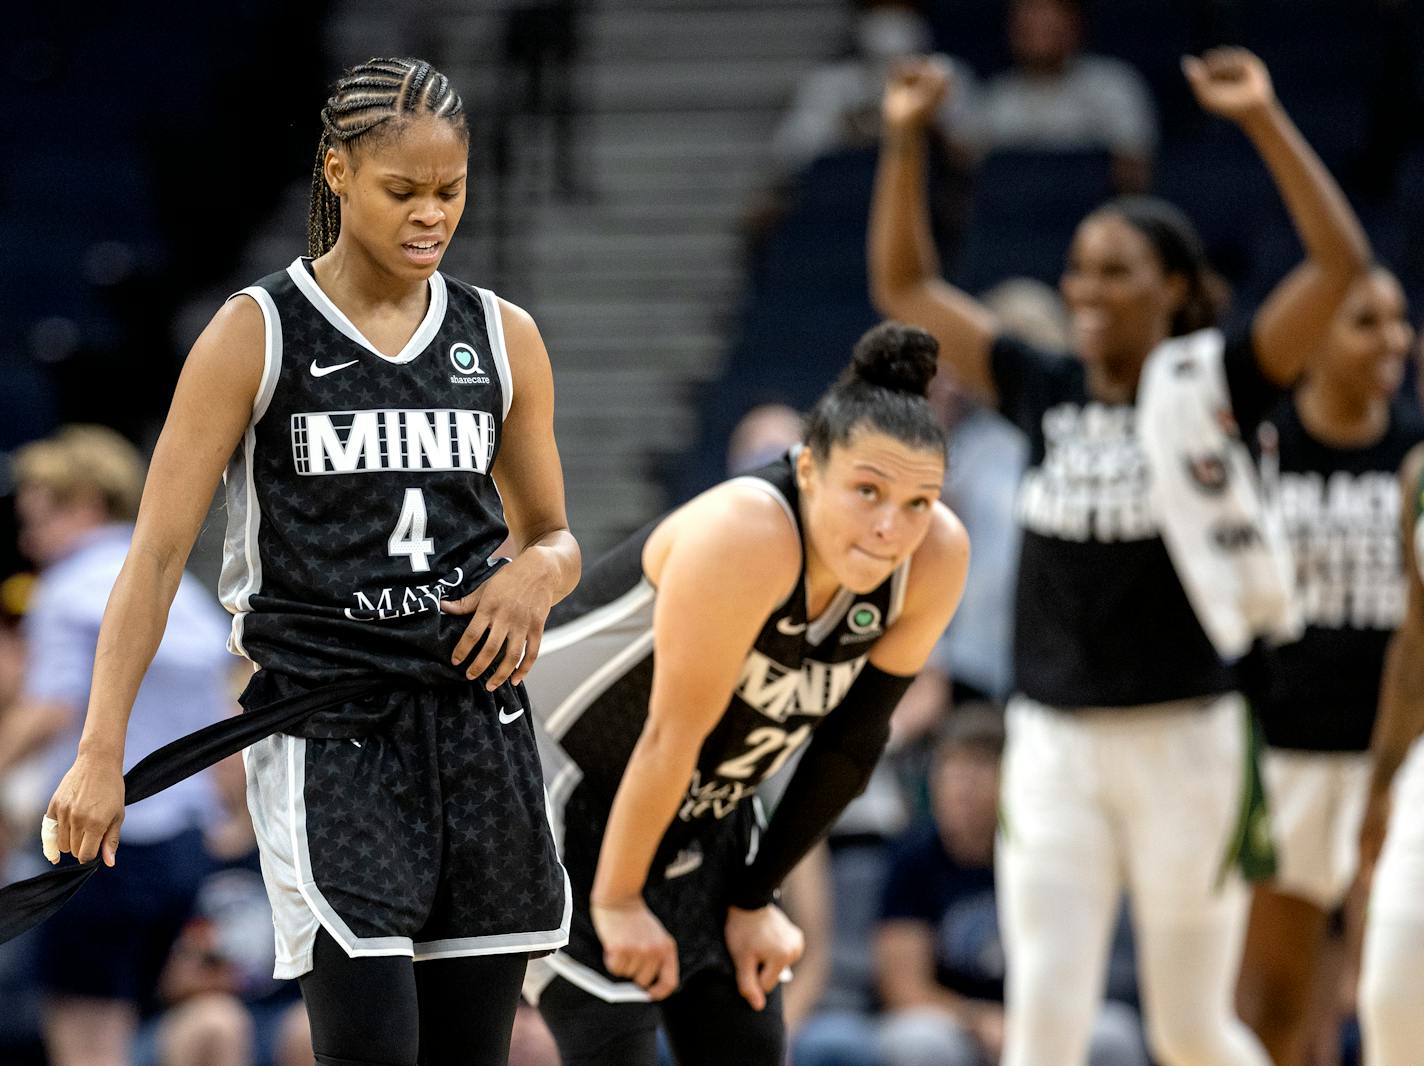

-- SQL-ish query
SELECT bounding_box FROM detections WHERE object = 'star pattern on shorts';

[302,684,565,943]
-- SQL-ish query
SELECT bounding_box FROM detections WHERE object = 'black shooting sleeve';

[728,663,914,911]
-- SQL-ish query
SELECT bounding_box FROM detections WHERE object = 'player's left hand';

[442,551,560,689]
[1182,47,1276,123]
[724,903,804,1011]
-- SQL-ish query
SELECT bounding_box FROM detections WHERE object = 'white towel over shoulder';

[1136,328,1301,660]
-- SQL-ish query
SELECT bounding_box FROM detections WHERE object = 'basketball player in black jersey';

[521,323,969,1066]
[41,59,579,1066]
[872,49,1370,1066]
[1235,267,1421,1064]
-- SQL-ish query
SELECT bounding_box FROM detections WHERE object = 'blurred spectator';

[0,570,37,874]
[748,1,978,269]
[0,573,31,741]
[780,843,836,1037]
[770,1,979,180]
[966,0,1157,192]
[0,425,231,1066]
[875,707,1150,1066]
[728,404,806,474]
[136,746,311,1066]
[0,575,44,1066]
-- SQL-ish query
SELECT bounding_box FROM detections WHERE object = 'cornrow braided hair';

[308,57,467,258]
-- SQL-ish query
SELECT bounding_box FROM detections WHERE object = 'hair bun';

[850,322,939,397]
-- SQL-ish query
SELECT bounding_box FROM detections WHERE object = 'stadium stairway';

[491,0,850,555]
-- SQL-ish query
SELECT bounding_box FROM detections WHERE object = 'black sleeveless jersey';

[989,331,1282,707]
[1252,397,1424,751]
[524,453,909,867]
[219,258,513,685]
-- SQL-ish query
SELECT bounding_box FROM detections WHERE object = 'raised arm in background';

[1182,48,1370,386]
[869,59,998,400]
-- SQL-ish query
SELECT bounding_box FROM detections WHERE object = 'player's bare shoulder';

[914,500,970,581]
[175,292,267,418]
[643,478,802,594]
[493,295,549,374]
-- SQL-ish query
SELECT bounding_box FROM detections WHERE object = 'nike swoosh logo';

[775,618,806,636]
[664,848,703,879]
[498,706,526,725]
[310,359,359,377]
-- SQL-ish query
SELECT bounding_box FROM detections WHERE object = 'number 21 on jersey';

[716,724,813,782]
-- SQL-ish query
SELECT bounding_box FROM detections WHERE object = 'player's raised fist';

[882,57,952,135]
[1183,47,1276,123]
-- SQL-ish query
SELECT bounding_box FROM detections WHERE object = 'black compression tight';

[538,972,786,1066]
[298,928,527,1066]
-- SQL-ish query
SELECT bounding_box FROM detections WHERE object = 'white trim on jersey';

[220,286,283,658]
[541,951,653,1004]
[725,474,801,611]
[285,258,449,366]
[887,560,910,627]
[542,580,656,656]
[544,629,657,740]
[726,474,798,531]
[475,286,515,420]
[242,286,284,422]
[807,587,854,646]
[544,760,583,857]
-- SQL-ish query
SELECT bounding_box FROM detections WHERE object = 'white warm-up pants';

[998,694,1271,1066]
[1359,739,1424,1066]
[1261,748,1371,909]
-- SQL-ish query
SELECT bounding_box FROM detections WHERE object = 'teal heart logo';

[847,603,882,634]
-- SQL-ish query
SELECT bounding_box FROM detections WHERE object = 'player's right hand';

[725,903,804,1011]
[882,57,951,134]
[591,897,680,1000]
[45,752,125,866]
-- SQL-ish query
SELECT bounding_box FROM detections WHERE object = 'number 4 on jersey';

[389,488,434,572]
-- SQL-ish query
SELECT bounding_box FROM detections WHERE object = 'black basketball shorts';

[525,780,760,1004]
[242,679,570,979]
